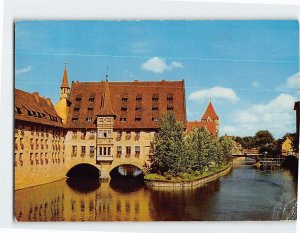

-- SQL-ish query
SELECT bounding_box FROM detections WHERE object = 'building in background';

[186,101,219,138]
[281,136,294,156]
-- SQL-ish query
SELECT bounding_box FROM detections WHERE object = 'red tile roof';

[186,121,217,136]
[66,80,186,129]
[201,101,219,120]
[60,65,70,89]
[15,89,64,127]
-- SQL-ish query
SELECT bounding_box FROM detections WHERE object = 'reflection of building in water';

[15,179,152,221]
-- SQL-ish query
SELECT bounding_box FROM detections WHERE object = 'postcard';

[14,20,299,221]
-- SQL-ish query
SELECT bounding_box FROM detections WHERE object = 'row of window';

[72,146,95,156]
[15,126,64,137]
[71,145,141,157]
[121,106,173,112]
[15,138,64,151]
[74,94,173,103]
[14,152,64,166]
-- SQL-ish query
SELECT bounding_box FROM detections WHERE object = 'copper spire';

[60,63,70,89]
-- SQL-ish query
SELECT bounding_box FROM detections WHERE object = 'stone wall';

[14,122,66,190]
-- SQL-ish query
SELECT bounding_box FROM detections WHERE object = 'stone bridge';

[65,154,149,179]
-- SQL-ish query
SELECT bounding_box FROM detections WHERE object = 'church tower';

[54,64,71,124]
[60,63,70,100]
[95,80,116,164]
[201,101,219,137]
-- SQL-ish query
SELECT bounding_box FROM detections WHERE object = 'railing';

[116,153,121,158]
[71,153,77,157]
[125,153,131,158]
[80,153,85,158]
[135,153,140,158]
[89,153,95,158]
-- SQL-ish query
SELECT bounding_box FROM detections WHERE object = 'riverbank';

[144,157,244,189]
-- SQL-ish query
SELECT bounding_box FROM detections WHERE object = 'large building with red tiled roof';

[14,89,66,189]
[186,101,219,138]
[53,65,186,176]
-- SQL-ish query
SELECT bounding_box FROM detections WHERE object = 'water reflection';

[66,178,100,193]
[15,163,297,221]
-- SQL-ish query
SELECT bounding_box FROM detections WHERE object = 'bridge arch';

[109,163,144,178]
[66,163,100,178]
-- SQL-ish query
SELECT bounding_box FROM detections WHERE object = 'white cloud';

[141,57,183,73]
[189,86,239,103]
[285,72,300,89]
[221,125,238,135]
[251,81,261,88]
[170,61,183,69]
[231,93,296,138]
[15,66,32,75]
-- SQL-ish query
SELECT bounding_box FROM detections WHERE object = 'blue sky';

[15,20,299,138]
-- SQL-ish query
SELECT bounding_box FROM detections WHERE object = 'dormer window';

[135,107,142,111]
[88,107,93,111]
[75,98,82,102]
[86,118,92,122]
[135,117,141,122]
[152,107,159,111]
[72,117,78,122]
[167,93,174,102]
[121,107,128,112]
[136,94,143,102]
[16,107,22,114]
[152,94,159,102]
[120,117,127,122]
[122,98,128,102]
[167,107,174,111]
[74,107,80,112]
[152,117,158,122]
[89,98,95,102]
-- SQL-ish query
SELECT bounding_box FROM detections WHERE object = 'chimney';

[33,92,40,103]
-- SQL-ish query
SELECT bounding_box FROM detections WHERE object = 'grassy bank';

[144,164,230,182]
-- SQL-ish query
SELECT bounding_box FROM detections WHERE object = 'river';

[14,158,298,221]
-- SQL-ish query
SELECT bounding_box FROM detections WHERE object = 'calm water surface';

[15,159,297,221]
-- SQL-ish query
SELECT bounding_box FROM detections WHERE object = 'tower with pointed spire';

[201,101,219,137]
[54,64,71,124]
[60,63,70,100]
[95,81,116,165]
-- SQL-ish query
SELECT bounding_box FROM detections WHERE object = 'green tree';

[185,127,215,173]
[219,136,235,163]
[254,130,277,155]
[149,111,186,176]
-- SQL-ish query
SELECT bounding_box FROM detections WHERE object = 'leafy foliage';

[149,112,235,176]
